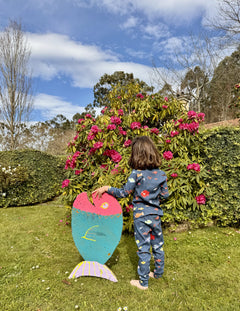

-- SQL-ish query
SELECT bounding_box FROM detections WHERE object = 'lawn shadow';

[125,233,139,278]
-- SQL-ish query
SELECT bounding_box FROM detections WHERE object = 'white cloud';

[91,0,218,23]
[27,32,156,88]
[121,16,139,29]
[34,93,87,120]
[142,23,170,39]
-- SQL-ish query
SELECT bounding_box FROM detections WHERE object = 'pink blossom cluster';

[171,173,178,178]
[170,131,179,137]
[118,109,124,116]
[103,149,122,163]
[62,179,70,188]
[65,151,82,169]
[162,105,168,109]
[187,163,201,172]
[87,125,101,140]
[166,139,171,143]
[110,116,122,125]
[124,139,132,147]
[78,118,84,124]
[75,169,83,175]
[164,97,169,102]
[136,93,144,99]
[195,194,206,205]
[130,122,141,130]
[118,126,127,135]
[107,124,116,131]
[163,151,173,160]
[150,128,160,135]
[178,121,199,133]
[187,111,205,122]
[93,141,103,149]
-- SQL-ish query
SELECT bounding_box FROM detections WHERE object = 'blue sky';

[0,0,219,121]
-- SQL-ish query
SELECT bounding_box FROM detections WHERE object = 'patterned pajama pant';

[134,214,164,287]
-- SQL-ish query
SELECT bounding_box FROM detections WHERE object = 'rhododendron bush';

[62,82,212,231]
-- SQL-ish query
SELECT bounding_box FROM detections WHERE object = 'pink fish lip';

[73,192,122,216]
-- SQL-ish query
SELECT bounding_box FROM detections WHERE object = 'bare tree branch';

[0,20,33,150]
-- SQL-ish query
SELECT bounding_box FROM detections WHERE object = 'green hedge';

[201,126,240,226]
[0,150,65,207]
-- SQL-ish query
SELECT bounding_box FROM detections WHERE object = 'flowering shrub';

[62,82,212,231]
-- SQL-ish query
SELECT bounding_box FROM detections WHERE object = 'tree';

[207,46,240,121]
[181,66,209,113]
[0,21,33,150]
[209,0,240,42]
[152,31,219,117]
[93,71,153,108]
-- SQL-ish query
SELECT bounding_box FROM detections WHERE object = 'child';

[93,136,169,290]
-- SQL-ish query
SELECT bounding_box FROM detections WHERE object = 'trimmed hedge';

[201,126,240,226]
[0,150,65,207]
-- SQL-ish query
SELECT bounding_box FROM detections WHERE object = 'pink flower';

[170,131,179,137]
[195,194,206,205]
[118,126,127,135]
[187,110,197,119]
[75,169,83,175]
[163,151,173,160]
[100,164,108,170]
[90,125,101,134]
[78,118,84,124]
[101,106,108,114]
[111,168,119,175]
[136,93,144,99]
[104,149,122,163]
[187,163,201,172]
[118,109,124,116]
[124,139,132,147]
[93,141,103,149]
[107,124,116,130]
[87,133,95,140]
[197,113,205,122]
[117,96,121,99]
[89,148,96,155]
[62,179,70,188]
[150,128,160,135]
[73,134,79,141]
[130,122,141,130]
[85,113,92,118]
[187,122,199,133]
[143,126,149,130]
[164,97,169,102]
[171,173,178,178]
[110,116,122,125]
[162,105,168,109]
[126,204,133,213]
[166,139,171,143]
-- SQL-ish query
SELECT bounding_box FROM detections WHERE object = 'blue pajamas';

[134,214,164,287]
[107,168,169,287]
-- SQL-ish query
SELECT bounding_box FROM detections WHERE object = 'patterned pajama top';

[107,169,169,219]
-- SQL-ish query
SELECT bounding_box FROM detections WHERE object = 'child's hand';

[92,186,109,198]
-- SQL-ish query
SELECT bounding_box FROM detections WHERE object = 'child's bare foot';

[149,272,154,278]
[130,280,148,290]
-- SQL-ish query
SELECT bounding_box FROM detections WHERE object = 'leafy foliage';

[0,150,65,207]
[201,127,240,226]
[62,82,211,232]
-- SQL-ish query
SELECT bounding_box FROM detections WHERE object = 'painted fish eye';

[100,202,109,209]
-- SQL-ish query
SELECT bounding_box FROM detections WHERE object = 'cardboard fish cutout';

[69,192,123,282]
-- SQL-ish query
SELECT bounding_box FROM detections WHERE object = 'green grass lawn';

[0,199,240,311]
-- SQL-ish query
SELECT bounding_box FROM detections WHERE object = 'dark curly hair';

[128,136,161,170]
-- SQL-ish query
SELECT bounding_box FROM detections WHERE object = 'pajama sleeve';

[107,170,138,198]
[159,175,170,201]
